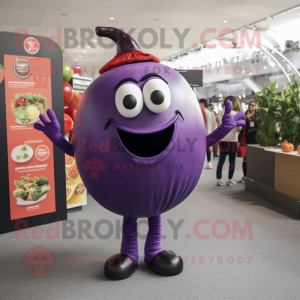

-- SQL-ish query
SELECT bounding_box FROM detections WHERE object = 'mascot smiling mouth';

[107,112,182,159]
[117,124,174,158]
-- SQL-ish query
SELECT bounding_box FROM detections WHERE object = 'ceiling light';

[110,17,114,20]
[79,55,82,57]
[94,39,97,42]
[264,66,267,69]
[88,46,90,48]
[219,93,222,97]
[249,72,252,75]
[242,71,245,73]
[84,51,86,53]
[224,20,227,23]
[253,25,256,30]
[75,59,78,61]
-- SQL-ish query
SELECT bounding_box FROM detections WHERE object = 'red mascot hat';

[96,27,160,74]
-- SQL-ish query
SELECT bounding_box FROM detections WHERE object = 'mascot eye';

[115,83,143,118]
[143,79,171,113]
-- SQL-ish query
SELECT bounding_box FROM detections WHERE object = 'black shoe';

[104,253,137,280]
[147,250,183,276]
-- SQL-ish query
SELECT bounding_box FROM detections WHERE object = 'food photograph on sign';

[11,144,34,163]
[13,174,50,206]
[65,154,87,208]
[11,93,49,125]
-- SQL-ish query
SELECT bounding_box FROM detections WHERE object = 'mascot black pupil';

[123,95,137,109]
[151,90,164,105]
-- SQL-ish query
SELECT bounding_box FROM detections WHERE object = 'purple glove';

[34,109,74,157]
[206,101,245,147]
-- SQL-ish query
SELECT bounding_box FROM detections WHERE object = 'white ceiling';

[1,0,300,77]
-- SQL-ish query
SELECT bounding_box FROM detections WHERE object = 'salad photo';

[11,93,49,125]
[13,174,50,205]
[11,144,33,163]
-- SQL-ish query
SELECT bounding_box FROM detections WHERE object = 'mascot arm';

[34,109,74,157]
[206,101,245,148]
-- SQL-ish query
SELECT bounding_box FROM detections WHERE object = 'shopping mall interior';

[0,1,300,299]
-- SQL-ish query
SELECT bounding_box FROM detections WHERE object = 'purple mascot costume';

[34,27,245,279]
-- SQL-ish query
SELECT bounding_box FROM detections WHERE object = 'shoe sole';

[105,272,133,280]
[147,261,183,276]
[104,265,137,280]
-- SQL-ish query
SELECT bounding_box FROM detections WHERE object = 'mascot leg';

[145,215,183,276]
[104,216,138,280]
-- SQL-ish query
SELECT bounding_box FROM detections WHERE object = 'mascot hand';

[34,109,61,141]
[221,101,245,131]
[34,109,74,156]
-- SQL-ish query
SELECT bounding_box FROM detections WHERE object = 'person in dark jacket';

[238,100,261,183]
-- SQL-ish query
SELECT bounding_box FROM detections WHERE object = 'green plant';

[255,80,280,146]
[276,80,300,148]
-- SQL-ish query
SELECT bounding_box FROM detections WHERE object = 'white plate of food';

[15,117,40,125]
[13,174,51,206]
[17,193,47,206]
[11,144,33,163]
[11,93,48,125]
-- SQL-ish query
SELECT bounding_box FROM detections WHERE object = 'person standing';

[216,96,242,185]
[199,99,214,169]
[208,104,219,158]
[208,104,215,113]
[199,101,206,126]
[208,104,217,129]
[238,100,261,183]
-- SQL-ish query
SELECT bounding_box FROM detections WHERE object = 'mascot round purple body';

[34,27,245,280]
[74,60,205,219]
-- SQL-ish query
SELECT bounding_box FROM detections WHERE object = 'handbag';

[237,117,247,157]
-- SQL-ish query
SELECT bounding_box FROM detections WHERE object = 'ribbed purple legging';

[120,215,163,265]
